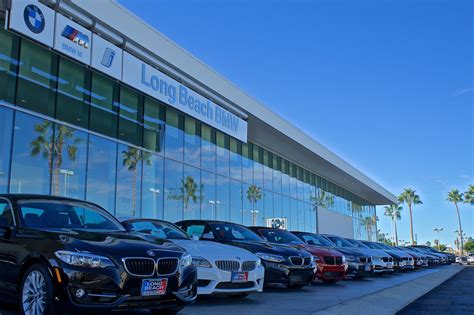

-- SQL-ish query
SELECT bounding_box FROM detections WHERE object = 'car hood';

[292,244,344,257]
[223,240,311,258]
[28,228,185,259]
[172,239,258,261]
[381,249,411,259]
[355,248,391,258]
[328,246,365,257]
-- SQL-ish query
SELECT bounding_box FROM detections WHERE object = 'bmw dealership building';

[0,0,396,240]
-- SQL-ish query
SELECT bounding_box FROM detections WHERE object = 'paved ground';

[0,265,463,315]
[398,265,474,315]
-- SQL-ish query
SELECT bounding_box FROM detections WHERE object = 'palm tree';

[447,189,464,256]
[180,176,199,215]
[246,185,263,225]
[361,216,375,241]
[384,204,402,246]
[122,147,151,216]
[398,188,422,245]
[464,185,474,205]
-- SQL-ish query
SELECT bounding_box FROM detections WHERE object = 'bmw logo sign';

[23,4,45,34]
[147,250,156,257]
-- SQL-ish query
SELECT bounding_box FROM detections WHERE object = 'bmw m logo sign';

[61,25,90,49]
[23,4,45,34]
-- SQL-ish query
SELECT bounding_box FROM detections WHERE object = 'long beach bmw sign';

[7,0,247,142]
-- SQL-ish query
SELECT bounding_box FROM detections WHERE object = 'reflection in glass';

[116,145,147,217]
[118,87,143,146]
[272,156,282,194]
[230,179,243,224]
[216,175,230,222]
[253,145,264,189]
[0,29,19,106]
[244,184,263,226]
[143,97,165,153]
[86,135,117,211]
[242,143,253,184]
[184,116,200,167]
[183,165,201,220]
[201,125,216,172]
[273,193,282,220]
[165,108,184,161]
[263,190,273,227]
[90,72,119,138]
[164,159,183,222]
[142,154,164,219]
[17,39,57,117]
[0,107,13,193]
[282,195,290,231]
[56,57,90,128]
[229,138,242,181]
[298,200,305,231]
[51,124,87,200]
[216,132,229,177]
[290,198,298,231]
[201,170,216,219]
[10,113,52,194]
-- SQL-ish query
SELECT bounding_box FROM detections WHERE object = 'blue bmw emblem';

[23,4,45,34]
[147,250,156,257]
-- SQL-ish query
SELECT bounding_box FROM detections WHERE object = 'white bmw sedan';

[121,218,265,297]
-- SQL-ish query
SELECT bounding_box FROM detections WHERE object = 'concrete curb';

[311,265,465,315]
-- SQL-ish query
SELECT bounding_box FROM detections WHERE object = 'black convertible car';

[0,194,197,315]
[175,220,315,288]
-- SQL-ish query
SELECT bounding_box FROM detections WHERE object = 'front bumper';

[262,261,315,286]
[315,263,346,281]
[196,265,265,295]
[345,262,373,278]
[52,263,197,311]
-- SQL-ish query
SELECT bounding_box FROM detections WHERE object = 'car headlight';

[192,256,212,268]
[180,253,193,268]
[256,258,262,267]
[55,250,114,268]
[341,255,346,264]
[256,252,285,263]
[345,255,357,262]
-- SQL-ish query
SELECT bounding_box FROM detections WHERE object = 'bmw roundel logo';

[147,250,156,257]
[23,4,45,34]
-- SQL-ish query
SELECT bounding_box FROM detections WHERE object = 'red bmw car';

[249,227,346,283]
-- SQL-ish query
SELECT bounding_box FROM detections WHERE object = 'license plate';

[365,264,371,271]
[231,271,249,283]
[141,278,168,296]
[290,274,304,283]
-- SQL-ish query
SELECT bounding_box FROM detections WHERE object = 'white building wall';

[317,207,354,238]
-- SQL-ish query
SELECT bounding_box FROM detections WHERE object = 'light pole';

[433,228,443,250]
[59,169,74,197]
[208,200,221,220]
[250,210,259,226]
[149,188,160,219]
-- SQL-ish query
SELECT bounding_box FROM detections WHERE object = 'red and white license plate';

[231,271,249,283]
[141,278,168,296]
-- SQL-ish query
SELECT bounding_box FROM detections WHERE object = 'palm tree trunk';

[132,167,137,216]
[455,202,464,256]
[408,204,415,245]
[394,219,399,246]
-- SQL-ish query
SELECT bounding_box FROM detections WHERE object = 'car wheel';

[149,306,184,315]
[229,293,250,298]
[19,264,57,315]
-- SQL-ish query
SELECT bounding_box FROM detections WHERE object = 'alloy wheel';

[22,270,47,315]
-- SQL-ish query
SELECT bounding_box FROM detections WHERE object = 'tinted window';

[0,107,13,193]
[211,223,264,242]
[129,220,189,240]
[0,200,13,226]
[301,234,334,247]
[327,236,356,248]
[89,72,119,138]
[260,229,304,245]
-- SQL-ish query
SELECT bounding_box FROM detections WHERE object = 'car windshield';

[127,220,190,240]
[347,239,370,248]
[260,229,304,245]
[326,236,356,248]
[18,199,125,232]
[362,242,382,249]
[377,243,394,250]
[211,223,265,242]
[300,234,335,247]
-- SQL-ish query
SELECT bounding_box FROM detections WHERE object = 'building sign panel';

[54,14,91,64]
[91,34,123,80]
[122,52,247,142]
[8,0,55,48]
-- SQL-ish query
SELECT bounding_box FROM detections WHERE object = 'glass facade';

[0,27,377,237]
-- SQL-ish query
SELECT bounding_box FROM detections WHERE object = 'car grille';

[216,260,240,272]
[359,257,367,263]
[215,282,255,290]
[123,258,155,276]
[242,261,257,271]
[157,258,179,275]
[323,256,343,265]
[290,256,312,266]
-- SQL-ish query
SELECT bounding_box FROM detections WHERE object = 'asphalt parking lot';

[0,265,463,315]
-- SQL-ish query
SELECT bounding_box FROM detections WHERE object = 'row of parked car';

[0,194,455,315]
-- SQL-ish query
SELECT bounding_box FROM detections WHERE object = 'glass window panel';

[263,150,272,191]
[10,113,52,194]
[90,72,119,138]
[201,124,216,172]
[242,143,253,184]
[184,116,200,167]
[297,200,305,231]
[86,135,117,211]
[56,57,90,128]
[253,146,264,189]
[216,175,230,222]
[272,155,282,195]
[282,195,290,231]
[290,198,298,231]
[201,170,216,220]
[273,193,282,221]
[303,201,311,232]
[116,145,143,217]
[243,184,263,226]
[183,165,201,220]
[17,39,57,117]
[0,29,19,106]
[216,131,229,177]
[165,108,184,162]
[263,190,273,227]
[290,176,297,199]
[229,138,242,181]
[51,124,87,200]
[118,86,143,146]
[230,179,243,224]
[143,97,164,153]
[311,203,317,232]
[164,159,183,222]
[142,154,164,220]
[0,107,13,193]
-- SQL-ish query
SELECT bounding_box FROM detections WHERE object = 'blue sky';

[120,0,473,247]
